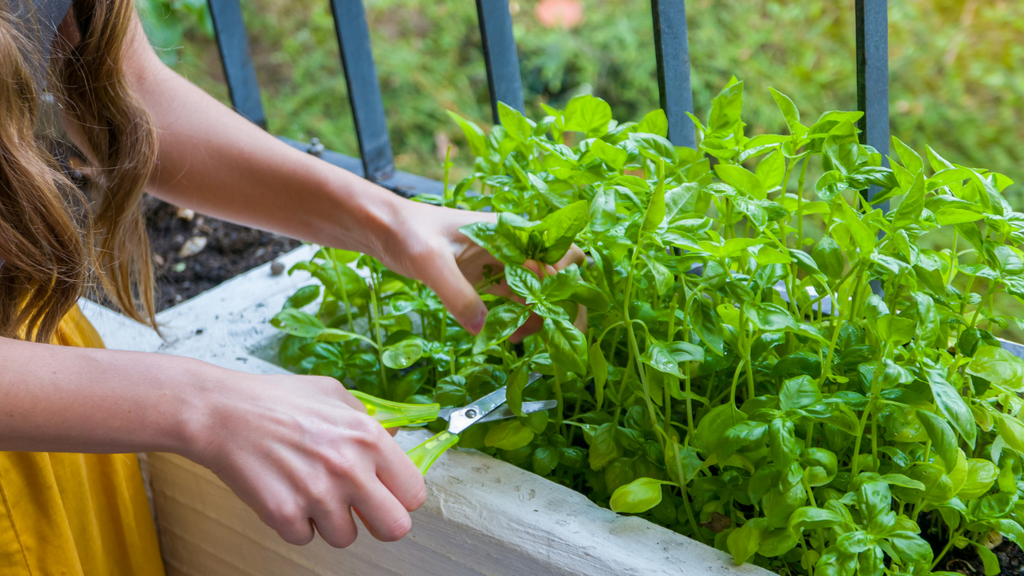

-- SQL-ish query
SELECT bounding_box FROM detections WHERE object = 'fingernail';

[470,308,487,334]
[546,265,557,276]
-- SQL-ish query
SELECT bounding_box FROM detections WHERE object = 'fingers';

[375,437,427,511]
[261,496,316,546]
[351,481,414,542]
[557,244,587,268]
[310,504,359,549]
[425,252,488,334]
[510,314,543,344]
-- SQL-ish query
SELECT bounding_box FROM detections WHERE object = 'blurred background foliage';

[138,0,1023,196]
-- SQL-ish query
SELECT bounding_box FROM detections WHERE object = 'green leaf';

[974,543,1000,576]
[636,109,669,137]
[313,328,363,344]
[609,477,672,514]
[459,220,528,265]
[891,136,924,176]
[535,200,589,264]
[271,308,325,338]
[707,80,744,137]
[757,150,786,190]
[892,171,925,229]
[958,459,998,500]
[912,292,940,346]
[505,265,544,302]
[563,95,612,137]
[768,87,802,135]
[878,474,925,491]
[382,339,424,370]
[498,102,533,143]
[696,404,747,460]
[815,170,848,201]
[968,346,1024,391]
[640,339,683,378]
[887,531,933,564]
[715,164,767,199]
[446,110,487,156]
[812,237,845,281]
[745,302,797,332]
[532,446,559,476]
[689,298,724,355]
[728,518,767,565]
[587,422,621,470]
[916,410,958,473]
[541,318,588,376]
[839,197,877,255]
[283,285,320,309]
[473,302,530,354]
[505,366,529,416]
[781,376,822,411]
[926,365,977,448]
[581,139,628,171]
[997,415,1024,457]
[788,507,846,532]
[989,519,1024,546]
[630,133,679,163]
[642,180,667,234]
[484,419,535,450]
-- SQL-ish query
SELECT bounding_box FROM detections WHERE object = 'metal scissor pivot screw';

[465,409,478,419]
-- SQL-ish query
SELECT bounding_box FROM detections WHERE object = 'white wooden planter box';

[82,246,771,576]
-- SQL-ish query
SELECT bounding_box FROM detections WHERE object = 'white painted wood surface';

[82,245,773,576]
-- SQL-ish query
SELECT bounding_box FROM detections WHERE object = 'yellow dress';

[0,306,166,575]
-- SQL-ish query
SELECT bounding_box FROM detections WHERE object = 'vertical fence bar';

[329,0,395,183]
[207,0,267,129]
[856,0,890,208]
[651,0,695,149]
[476,0,526,122]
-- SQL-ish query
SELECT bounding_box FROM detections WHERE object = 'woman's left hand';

[375,202,585,337]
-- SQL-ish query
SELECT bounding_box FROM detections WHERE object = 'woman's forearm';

[122,16,404,258]
[0,335,426,546]
[0,336,206,455]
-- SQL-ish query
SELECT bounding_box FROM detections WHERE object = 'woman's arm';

[119,15,497,333]
[0,336,425,547]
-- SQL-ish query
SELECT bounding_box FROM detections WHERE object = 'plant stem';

[331,257,356,333]
[368,271,388,392]
[796,156,809,249]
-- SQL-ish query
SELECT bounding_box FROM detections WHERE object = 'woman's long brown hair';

[0,0,158,342]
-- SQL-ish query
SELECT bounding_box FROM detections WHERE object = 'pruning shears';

[350,372,555,475]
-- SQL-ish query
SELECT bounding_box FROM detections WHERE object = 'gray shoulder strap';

[11,0,74,79]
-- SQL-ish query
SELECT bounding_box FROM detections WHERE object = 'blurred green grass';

[142,0,1024,187]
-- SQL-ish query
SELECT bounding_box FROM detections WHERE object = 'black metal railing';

[206,0,890,198]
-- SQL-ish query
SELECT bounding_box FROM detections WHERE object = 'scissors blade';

[474,400,559,424]
[445,386,508,435]
[437,373,547,434]
[438,399,557,423]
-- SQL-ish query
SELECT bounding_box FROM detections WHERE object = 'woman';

[0,0,579,573]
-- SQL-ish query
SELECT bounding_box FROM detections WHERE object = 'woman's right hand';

[185,370,427,548]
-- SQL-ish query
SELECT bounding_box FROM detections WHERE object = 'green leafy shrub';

[273,79,1024,575]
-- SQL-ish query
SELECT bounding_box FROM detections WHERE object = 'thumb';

[423,254,488,335]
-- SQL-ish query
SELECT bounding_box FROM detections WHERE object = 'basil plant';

[273,78,1024,576]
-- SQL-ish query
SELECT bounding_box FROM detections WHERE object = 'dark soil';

[922,512,1024,576]
[144,197,301,310]
[936,537,1024,576]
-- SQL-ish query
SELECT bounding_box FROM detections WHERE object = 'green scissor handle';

[406,431,460,475]
[350,390,440,428]
[350,390,459,475]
